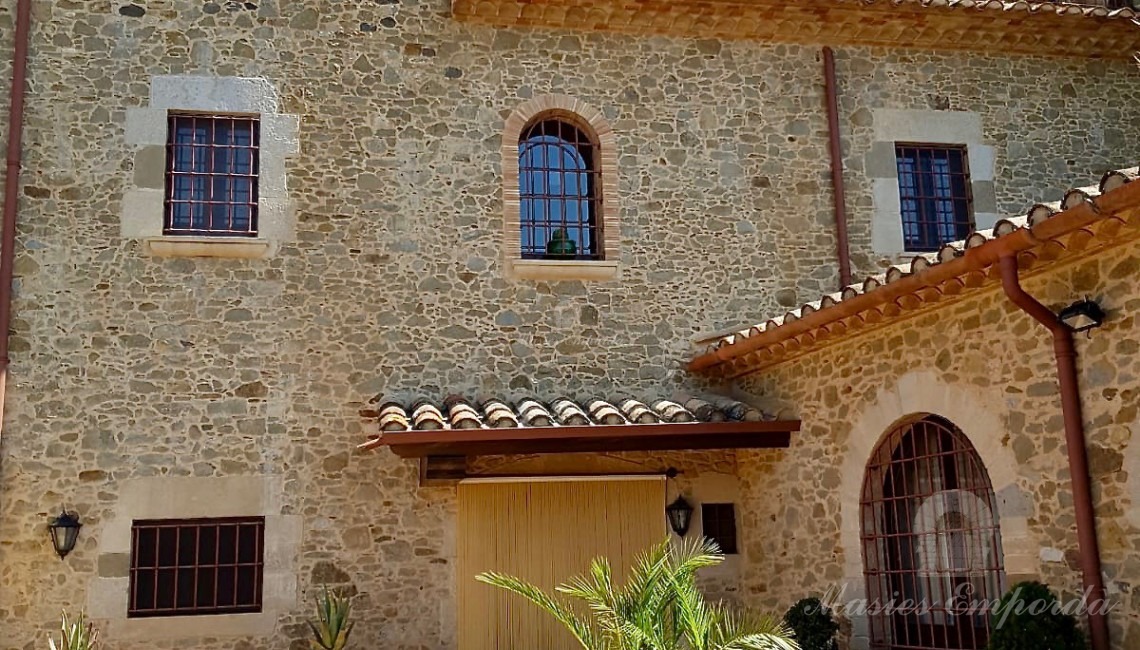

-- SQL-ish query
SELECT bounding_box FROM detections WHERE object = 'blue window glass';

[518,119,601,260]
[896,145,973,252]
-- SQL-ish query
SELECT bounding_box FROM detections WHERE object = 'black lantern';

[1058,299,1106,334]
[665,495,694,537]
[48,509,81,559]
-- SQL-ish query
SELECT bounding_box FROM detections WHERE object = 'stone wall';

[0,0,1137,648]
[736,239,1140,648]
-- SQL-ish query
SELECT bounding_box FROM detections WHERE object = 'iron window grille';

[895,144,974,252]
[860,416,1005,650]
[164,113,260,237]
[700,503,738,555]
[128,517,265,618]
[518,117,602,261]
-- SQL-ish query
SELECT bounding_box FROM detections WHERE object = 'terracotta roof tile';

[859,0,1139,20]
[692,166,1140,375]
[366,394,773,433]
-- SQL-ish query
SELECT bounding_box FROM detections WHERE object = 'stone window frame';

[865,109,997,256]
[123,76,299,259]
[502,95,620,281]
[86,476,301,641]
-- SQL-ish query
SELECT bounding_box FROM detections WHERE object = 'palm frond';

[476,571,601,650]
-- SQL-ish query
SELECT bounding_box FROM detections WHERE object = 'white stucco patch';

[121,76,299,259]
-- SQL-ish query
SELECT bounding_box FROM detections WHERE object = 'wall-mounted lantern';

[1058,299,1106,334]
[48,509,81,559]
[666,495,694,537]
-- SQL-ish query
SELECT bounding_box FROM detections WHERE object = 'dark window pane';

[701,504,738,555]
[164,114,259,237]
[237,525,259,564]
[157,527,177,566]
[155,569,177,610]
[129,517,264,618]
[895,144,973,252]
[218,524,238,564]
[135,528,157,568]
[178,527,197,565]
[133,568,156,611]
[196,567,217,608]
[199,526,217,565]
[216,566,237,607]
[237,566,258,605]
[176,568,197,609]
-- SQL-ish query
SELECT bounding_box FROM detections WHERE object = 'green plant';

[783,598,837,650]
[308,586,354,650]
[477,537,798,650]
[987,581,1084,650]
[48,612,98,650]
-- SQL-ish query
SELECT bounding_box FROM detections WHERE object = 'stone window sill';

[144,236,272,259]
[509,259,619,282]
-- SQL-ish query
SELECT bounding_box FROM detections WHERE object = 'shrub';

[783,597,838,650]
[987,581,1084,650]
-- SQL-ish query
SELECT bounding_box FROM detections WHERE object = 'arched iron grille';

[860,416,1005,650]
[518,118,601,260]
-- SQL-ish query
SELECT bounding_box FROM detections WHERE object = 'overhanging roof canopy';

[690,167,1140,379]
[451,0,1140,59]
[360,395,800,458]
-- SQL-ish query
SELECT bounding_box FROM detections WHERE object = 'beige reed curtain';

[458,476,666,650]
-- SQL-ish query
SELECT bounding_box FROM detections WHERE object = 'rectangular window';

[700,503,738,555]
[895,144,973,252]
[165,114,260,237]
[129,517,265,618]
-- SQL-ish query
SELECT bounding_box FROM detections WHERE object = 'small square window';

[701,503,738,555]
[129,517,264,618]
[895,144,974,252]
[165,114,260,237]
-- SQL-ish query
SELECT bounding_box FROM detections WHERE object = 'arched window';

[517,117,601,260]
[860,415,1004,650]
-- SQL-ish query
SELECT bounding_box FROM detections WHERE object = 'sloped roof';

[359,394,799,457]
[867,0,1136,20]
[689,166,1140,378]
[452,0,1140,59]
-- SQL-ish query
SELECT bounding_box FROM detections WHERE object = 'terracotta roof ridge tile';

[367,394,775,432]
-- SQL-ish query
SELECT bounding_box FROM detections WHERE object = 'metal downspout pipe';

[823,46,853,289]
[0,0,32,438]
[998,254,1110,650]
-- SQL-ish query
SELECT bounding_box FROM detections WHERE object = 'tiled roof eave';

[361,419,800,457]
[452,0,1140,60]
[689,167,1140,378]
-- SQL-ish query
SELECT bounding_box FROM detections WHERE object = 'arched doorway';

[860,415,1005,650]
